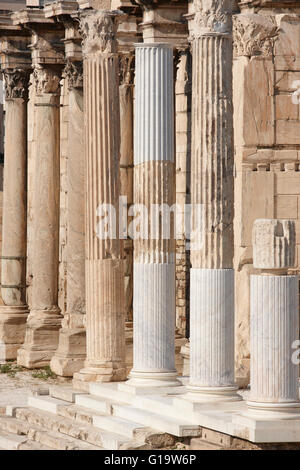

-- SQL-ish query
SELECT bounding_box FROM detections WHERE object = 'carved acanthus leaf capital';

[63,61,83,90]
[33,66,61,95]
[233,14,278,57]
[3,68,30,101]
[80,10,123,56]
[193,0,234,37]
[119,53,134,86]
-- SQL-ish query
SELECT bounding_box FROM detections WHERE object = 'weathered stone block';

[252,219,296,270]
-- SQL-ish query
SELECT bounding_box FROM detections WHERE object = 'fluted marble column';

[0,68,30,361]
[126,44,179,388]
[73,10,126,388]
[51,62,86,376]
[187,0,239,401]
[248,219,300,418]
[17,66,62,368]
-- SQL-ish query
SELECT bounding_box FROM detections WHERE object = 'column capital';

[33,65,61,96]
[80,10,123,57]
[3,67,31,101]
[63,60,83,90]
[192,0,235,37]
[232,13,278,58]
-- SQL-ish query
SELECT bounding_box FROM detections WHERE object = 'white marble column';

[187,0,239,401]
[50,62,86,376]
[17,66,62,368]
[126,43,179,388]
[248,219,300,418]
[73,10,126,389]
[0,68,30,361]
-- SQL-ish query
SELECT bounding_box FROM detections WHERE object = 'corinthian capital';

[80,10,123,57]
[63,61,83,90]
[193,0,234,37]
[233,14,278,58]
[33,66,61,95]
[3,68,30,101]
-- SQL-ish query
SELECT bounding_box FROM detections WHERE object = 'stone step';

[113,405,201,438]
[57,404,106,426]
[189,438,223,450]
[89,382,134,404]
[15,406,143,450]
[0,415,103,451]
[93,414,147,439]
[75,393,129,415]
[0,430,27,450]
[49,385,86,404]
[28,396,71,414]
[18,440,53,451]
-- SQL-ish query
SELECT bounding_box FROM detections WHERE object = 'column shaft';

[0,69,29,360]
[73,11,126,388]
[188,1,238,400]
[247,219,300,417]
[51,62,86,376]
[18,68,62,368]
[128,44,179,387]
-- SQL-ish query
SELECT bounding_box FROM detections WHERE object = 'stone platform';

[1,379,300,449]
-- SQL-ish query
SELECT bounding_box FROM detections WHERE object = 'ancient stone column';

[126,43,179,388]
[0,68,30,361]
[119,51,134,325]
[248,219,300,418]
[187,0,239,401]
[51,62,86,376]
[17,66,63,368]
[73,10,126,388]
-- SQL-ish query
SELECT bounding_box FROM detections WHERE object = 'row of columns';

[0,3,299,417]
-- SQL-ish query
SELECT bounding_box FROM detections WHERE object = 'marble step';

[93,414,148,438]
[75,394,115,415]
[113,404,201,437]
[0,415,103,451]
[15,405,147,450]
[28,396,71,414]
[56,404,178,448]
[49,385,86,404]
[89,382,133,404]
[0,430,27,450]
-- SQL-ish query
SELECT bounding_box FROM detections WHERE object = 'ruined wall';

[233,8,300,386]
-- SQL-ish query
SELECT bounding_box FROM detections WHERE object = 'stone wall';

[233,9,300,386]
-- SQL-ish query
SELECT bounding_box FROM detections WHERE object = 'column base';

[124,370,182,391]
[50,328,86,377]
[17,309,62,368]
[0,305,29,361]
[245,400,300,420]
[185,385,242,403]
[73,364,127,391]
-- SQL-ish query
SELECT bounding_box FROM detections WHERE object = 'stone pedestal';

[0,69,30,361]
[247,219,300,419]
[126,43,179,389]
[51,63,86,377]
[186,0,239,402]
[17,67,62,368]
[73,10,126,389]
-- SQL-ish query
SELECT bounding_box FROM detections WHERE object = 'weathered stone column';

[73,10,126,388]
[119,51,134,325]
[0,68,30,361]
[17,66,63,368]
[247,219,300,418]
[51,62,86,376]
[187,0,239,401]
[126,43,179,388]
